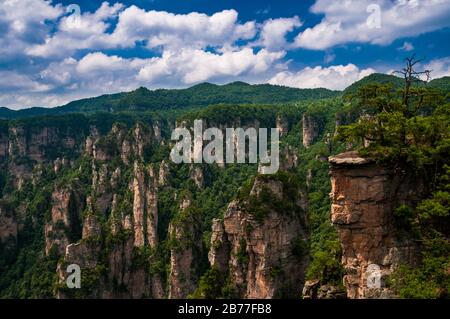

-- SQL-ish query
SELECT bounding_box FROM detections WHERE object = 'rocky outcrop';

[132,162,147,247]
[280,146,298,171]
[0,203,17,244]
[132,161,158,247]
[92,123,151,163]
[153,122,162,141]
[82,198,102,239]
[334,113,343,137]
[276,116,289,137]
[1,120,176,298]
[190,165,204,189]
[28,127,59,162]
[168,198,203,299]
[208,176,308,298]
[91,163,112,214]
[105,236,163,298]
[57,230,164,299]
[158,160,169,186]
[56,159,163,299]
[1,123,84,188]
[133,124,151,160]
[302,114,320,148]
[44,188,82,256]
[7,125,79,163]
[0,132,9,159]
[146,180,158,248]
[302,279,346,299]
[329,151,423,299]
[8,127,27,158]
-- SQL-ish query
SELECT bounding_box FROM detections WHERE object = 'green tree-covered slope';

[0,82,339,119]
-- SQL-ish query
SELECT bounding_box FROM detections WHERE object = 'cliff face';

[132,161,158,248]
[44,188,83,256]
[302,114,320,148]
[0,203,17,244]
[53,123,165,298]
[3,125,82,188]
[0,111,363,300]
[329,151,423,299]
[276,116,289,137]
[208,176,308,298]
[168,198,203,299]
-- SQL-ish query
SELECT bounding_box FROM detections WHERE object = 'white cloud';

[268,64,376,90]
[27,2,124,58]
[0,71,51,92]
[424,57,450,79]
[27,5,258,58]
[76,52,146,74]
[38,53,146,96]
[0,1,448,109]
[137,48,285,84]
[109,7,256,50]
[258,17,302,51]
[294,0,450,50]
[0,0,63,60]
[0,0,62,29]
[26,48,286,107]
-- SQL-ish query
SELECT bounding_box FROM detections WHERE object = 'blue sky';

[0,0,449,109]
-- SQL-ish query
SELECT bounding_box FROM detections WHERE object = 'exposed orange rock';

[329,151,422,299]
[208,177,308,298]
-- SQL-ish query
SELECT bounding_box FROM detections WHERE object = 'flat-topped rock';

[329,151,372,165]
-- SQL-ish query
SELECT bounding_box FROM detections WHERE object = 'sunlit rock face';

[329,151,423,299]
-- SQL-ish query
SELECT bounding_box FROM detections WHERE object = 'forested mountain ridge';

[2,74,449,121]
[343,73,450,95]
[0,82,339,119]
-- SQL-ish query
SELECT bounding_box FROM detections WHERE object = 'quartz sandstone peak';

[208,176,308,298]
[329,151,422,299]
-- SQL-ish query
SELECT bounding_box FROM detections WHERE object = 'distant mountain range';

[1,74,449,120]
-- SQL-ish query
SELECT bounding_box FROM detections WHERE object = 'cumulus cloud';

[76,52,147,74]
[268,64,376,90]
[109,7,256,50]
[27,5,258,58]
[0,0,62,33]
[38,53,146,96]
[0,71,51,92]
[294,0,450,50]
[27,2,124,58]
[0,0,448,108]
[39,48,285,90]
[0,0,63,61]
[0,1,292,107]
[424,57,450,79]
[27,47,286,108]
[258,17,302,51]
[137,48,285,84]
